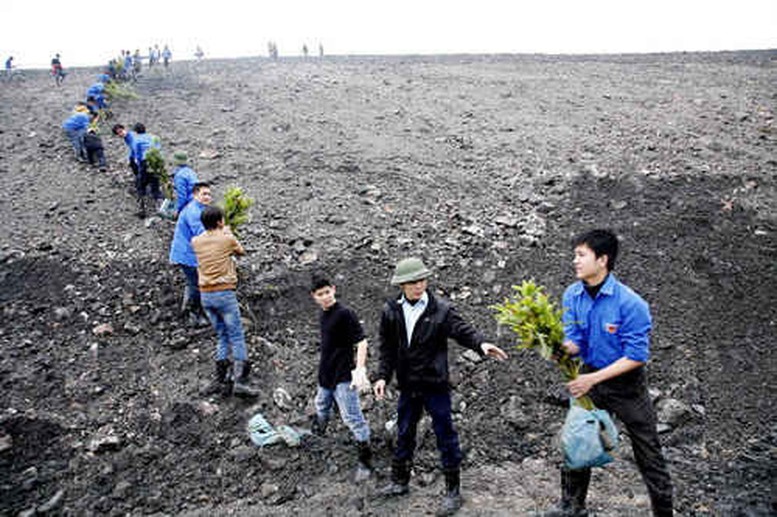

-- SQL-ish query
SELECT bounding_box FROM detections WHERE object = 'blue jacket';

[562,274,652,369]
[133,133,161,162]
[62,113,90,131]
[173,165,198,213]
[169,200,206,266]
[87,83,104,97]
[122,131,137,162]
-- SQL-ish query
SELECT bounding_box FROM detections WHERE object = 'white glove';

[350,366,371,394]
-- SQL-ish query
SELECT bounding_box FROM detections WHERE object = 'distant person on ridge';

[162,45,172,68]
[51,53,66,85]
[4,56,15,80]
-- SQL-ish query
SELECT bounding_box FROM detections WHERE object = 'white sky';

[2,0,776,68]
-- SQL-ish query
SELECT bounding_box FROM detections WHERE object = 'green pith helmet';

[391,257,431,285]
[173,151,188,165]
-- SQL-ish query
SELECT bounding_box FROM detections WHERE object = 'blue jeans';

[315,382,370,442]
[179,264,200,310]
[64,128,86,160]
[394,390,462,469]
[200,290,247,361]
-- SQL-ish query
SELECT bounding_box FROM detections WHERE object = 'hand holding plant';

[492,280,594,410]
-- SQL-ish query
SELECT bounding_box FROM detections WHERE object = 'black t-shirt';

[318,302,365,389]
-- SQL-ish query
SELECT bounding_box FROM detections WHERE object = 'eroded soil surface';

[0,51,775,515]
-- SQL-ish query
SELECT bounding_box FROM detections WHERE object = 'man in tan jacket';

[192,205,258,397]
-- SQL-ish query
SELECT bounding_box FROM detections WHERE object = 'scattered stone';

[299,249,318,265]
[53,307,72,321]
[461,349,483,363]
[462,224,484,237]
[199,149,222,159]
[260,482,279,499]
[0,433,12,453]
[273,387,293,410]
[88,434,123,453]
[656,398,692,427]
[494,215,518,228]
[92,323,114,336]
[37,489,65,513]
[123,322,141,334]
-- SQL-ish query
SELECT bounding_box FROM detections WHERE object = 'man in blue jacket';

[86,80,107,109]
[62,106,90,162]
[544,229,673,517]
[112,123,138,175]
[169,182,212,326]
[131,123,163,217]
[171,151,198,216]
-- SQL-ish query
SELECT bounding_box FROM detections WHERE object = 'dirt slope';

[0,51,775,516]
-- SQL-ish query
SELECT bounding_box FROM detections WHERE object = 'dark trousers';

[86,146,106,168]
[135,160,162,199]
[571,367,673,515]
[394,390,462,469]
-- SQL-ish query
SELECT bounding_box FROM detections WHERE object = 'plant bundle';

[145,147,172,199]
[222,186,254,239]
[492,280,594,410]
[104,81,139,100]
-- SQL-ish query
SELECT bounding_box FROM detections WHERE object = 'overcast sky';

[2,0,776,68]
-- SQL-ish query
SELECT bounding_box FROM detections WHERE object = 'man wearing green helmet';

[374,257,508,516]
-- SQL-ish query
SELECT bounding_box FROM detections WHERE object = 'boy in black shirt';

[310,274,372,479]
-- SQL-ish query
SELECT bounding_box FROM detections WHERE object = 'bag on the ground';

[561,402,618,469]
[247,412,284,448]
[157,198,176,220]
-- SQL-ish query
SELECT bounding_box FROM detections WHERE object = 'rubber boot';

[378,459,410,497]
[200,360,231,396]
[232,360,259,398]
[309,415,328,436]
[136,196,147,218]
[542,468,590,516]
[436,468,463,516]
[354,440,373,482]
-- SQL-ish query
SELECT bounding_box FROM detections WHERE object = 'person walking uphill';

[309,274,373,481]
[169,182,211,328]
[192,205,258,398]
[374,258,508,516]
[543,229,673,517]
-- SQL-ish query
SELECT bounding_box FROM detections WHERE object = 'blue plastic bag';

[561,402,619,469]
[247,413,284,448]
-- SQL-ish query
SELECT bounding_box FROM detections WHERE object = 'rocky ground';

[0,51,775,516]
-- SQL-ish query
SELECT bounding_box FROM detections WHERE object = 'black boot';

[378,459,411,497]
[232,360,259,398]
[354,440,373,482]
[542,468,590,516]
[309,414,328,436]
[200,360,231,396]
[437,468,463,516]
